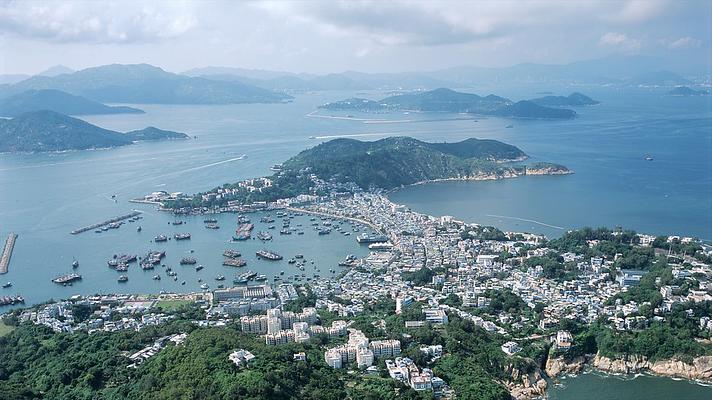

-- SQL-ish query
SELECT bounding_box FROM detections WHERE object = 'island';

[0,110,188,153]
[319,88,577,119]
[0,89,145,117]
[529,92,600,107]
[667,86,711,96]
[161,137,571,210]
[4,63,292,105]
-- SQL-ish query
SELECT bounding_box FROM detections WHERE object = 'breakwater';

[0,233,17,274]
[70,211,142,235]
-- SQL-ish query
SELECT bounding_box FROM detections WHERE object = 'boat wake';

[485,214,565,230]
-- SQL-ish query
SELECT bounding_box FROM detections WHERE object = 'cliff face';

[593,354,712,382]
[505,364,548,400]
[545,355,587,377]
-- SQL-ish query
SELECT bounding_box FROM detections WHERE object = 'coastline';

[529,354,712,399]
[386,166,574,195]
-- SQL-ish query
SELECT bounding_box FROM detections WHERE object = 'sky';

[0,0,710,75]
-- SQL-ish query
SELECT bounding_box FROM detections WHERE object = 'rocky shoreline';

[515,353,712,399]
[397,165,574,192]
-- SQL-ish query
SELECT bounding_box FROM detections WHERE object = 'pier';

[70,211,142,235]
[0,233,17,274]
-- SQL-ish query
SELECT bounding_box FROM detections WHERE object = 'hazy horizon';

[1,0,711,76]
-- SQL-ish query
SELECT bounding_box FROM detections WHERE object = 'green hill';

[0,89,144,117]
[283,136,544,189]
[0,110,187,153]
[320,88,576,119]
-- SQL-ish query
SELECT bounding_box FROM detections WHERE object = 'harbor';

[0,207,373,307]
[70,211,143,235]
[0,233,17,274]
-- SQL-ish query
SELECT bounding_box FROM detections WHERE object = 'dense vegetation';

[283,136,539,190]
[0,110,187,152]
[0,301,519,400]
[320,88,576,119]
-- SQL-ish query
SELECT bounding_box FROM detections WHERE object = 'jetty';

[70,211,142,235]
[0,233,17,274]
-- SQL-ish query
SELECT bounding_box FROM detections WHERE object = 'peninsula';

[0,89,145,117]
[0,110,189,153]
[161,137,571,210]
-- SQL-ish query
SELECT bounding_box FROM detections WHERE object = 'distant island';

[164,136,570,210]
[667,86,710,96]
[0,89,144,117]
[2,64,292,105]
[0,110,188,153]
[529,92,600,107]
[319,88,577,119]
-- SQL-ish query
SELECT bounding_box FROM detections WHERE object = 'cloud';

[666,36,703,49]
[598,32,642,52]
[0,0,197,44]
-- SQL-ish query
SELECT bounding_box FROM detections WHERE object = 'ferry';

[174,233,191,240]
[356,233,388,243]
[117,275,128,282]
[52,273,82,284]
[256,249,283,261]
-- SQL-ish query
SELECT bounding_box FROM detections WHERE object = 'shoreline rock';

[592,354,712,382]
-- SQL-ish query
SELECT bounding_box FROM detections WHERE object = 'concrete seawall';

[0,233,18,274]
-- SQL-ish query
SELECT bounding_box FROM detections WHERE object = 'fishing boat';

[223,249,242,258]
[256,249,283,261]
[117,275,128,282]
[72,259,79,268]
[1,282,11,288]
